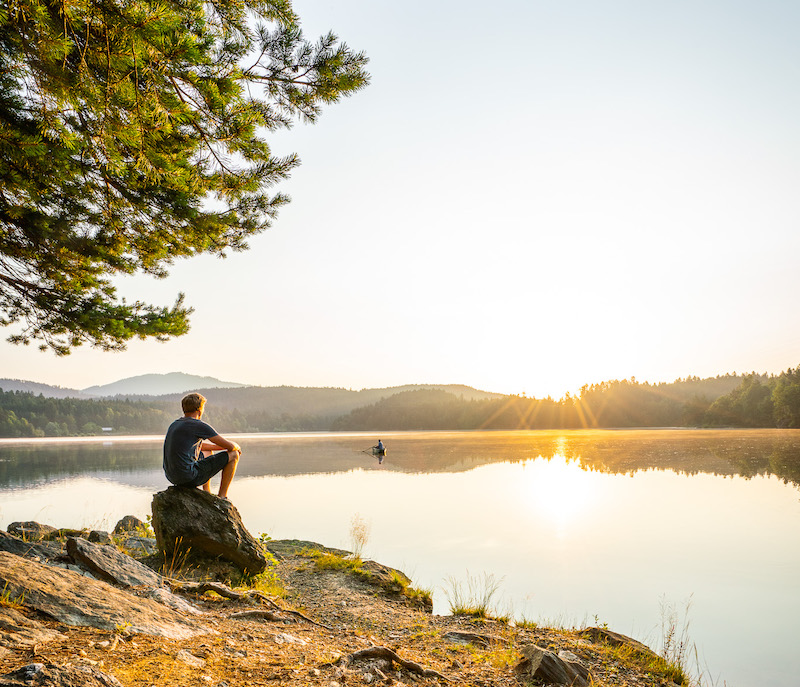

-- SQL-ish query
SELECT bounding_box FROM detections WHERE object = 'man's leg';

[218,450,240,498]
[200,451,213,492]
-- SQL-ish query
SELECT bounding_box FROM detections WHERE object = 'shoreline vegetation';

[1,368,799,438]
[0,516,697,687]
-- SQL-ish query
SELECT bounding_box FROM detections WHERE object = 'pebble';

[176,649,205,668]
[275,632,308,646]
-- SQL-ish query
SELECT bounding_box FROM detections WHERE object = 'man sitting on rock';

[163,393,241,499]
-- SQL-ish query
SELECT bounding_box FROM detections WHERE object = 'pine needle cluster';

[0,0,369,353]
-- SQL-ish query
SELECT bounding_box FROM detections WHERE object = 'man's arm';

[201,435,241,453]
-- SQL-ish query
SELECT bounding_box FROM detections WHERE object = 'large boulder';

[151,487,267,574]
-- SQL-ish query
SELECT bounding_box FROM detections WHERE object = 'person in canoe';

[163,392,242,499]
[372,439,386,464]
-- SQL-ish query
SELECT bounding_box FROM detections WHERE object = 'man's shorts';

[180,451,229,488]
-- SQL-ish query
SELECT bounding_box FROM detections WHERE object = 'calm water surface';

[1,429,799,687]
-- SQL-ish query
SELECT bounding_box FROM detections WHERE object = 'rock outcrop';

[65,537,162,588]
[0,552,205,639]
[0,523,673,687]
[151,487,267,574]
[0,531,62,563]
[0,608,66,650]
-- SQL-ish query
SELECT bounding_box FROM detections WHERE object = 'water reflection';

[2,429,799,491]
[0,443,162,489]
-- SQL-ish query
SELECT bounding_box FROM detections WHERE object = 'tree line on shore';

[1,368,799,437]
[0,391,329,437]
[333,369,800,431]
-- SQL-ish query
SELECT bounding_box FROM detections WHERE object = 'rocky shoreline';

[0,492,685,687]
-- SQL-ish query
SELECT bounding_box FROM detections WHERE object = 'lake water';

[1,429,798,687]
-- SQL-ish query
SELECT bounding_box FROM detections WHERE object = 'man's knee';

[227,450,240,464]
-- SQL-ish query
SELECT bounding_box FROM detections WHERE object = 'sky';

[3,0,800,398]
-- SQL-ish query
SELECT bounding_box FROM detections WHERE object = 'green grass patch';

[237,566,287,598]
[0,583,24,609]
[469,645,520,669]
[159,539,193,578]
[383,569,433,607]
[403,582,433,607]
[444,572,502,619]
[308,549,365,573]
[299,547,432,608]
[598,641,691,685]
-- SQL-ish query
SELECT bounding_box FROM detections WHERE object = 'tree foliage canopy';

[0,0,369,353]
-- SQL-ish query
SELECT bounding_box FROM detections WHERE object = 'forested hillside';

[0,391,173,437]
[332,371,800,430]
[1,371,799,437]
[0,384,500,436]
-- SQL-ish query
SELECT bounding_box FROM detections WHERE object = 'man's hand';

[203,435,241,454]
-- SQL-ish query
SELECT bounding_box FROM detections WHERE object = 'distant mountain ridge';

[82,372,247,397]
[150,383,504,419]
[0,371,503,413]
[0,378,88,399]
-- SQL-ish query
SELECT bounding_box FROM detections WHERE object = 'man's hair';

[181,393,206,414]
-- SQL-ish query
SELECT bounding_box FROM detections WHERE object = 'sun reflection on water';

[519,453,602,533]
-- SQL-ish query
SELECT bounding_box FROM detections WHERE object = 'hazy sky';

[3,0,800,398]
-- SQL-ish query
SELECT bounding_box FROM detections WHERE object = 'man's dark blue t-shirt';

[163,417,218,485]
